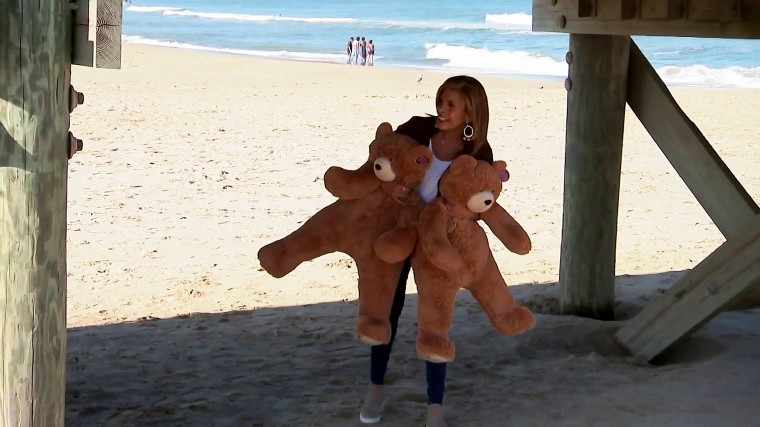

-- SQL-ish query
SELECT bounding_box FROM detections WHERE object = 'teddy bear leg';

[354,262,404,345]
[468,262,536,336]
[257,202,344,278]
[415,279,459,362]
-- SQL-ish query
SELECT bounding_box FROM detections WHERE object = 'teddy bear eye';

[373,157,397,182]
[466,190,495,213]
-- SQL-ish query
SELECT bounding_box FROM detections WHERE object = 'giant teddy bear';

[257,122,432,345]
[407,155,536,363]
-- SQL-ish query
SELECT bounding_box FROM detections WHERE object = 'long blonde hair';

[436,75,490,156]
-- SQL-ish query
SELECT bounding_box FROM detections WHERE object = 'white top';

[417,140,452,203]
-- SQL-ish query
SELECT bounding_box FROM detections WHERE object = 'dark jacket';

[395,115,493,163]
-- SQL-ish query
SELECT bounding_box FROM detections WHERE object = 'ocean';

[123,0,760,88]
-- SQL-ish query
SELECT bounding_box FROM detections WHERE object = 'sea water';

[123,0,760,88]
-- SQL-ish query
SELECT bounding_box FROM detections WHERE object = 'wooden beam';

[616,215,760,362]
[559,35,630,320]
[533,0,760,38]
[626,41,759,240]
[640,0,686,20]
[688,0,740,22]
[1,1,70,425]
[72,0,123,68]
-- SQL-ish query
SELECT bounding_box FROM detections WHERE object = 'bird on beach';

[416,73,423,83]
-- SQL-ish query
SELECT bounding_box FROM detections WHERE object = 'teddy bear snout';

[466,191,495,213]
[373,157,397,182]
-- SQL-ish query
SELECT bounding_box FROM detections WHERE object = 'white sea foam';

[658,64,760,88]
[127,6,355,23]
[425,43,566,77]
[126,6,183,13]
[484,13,532,28]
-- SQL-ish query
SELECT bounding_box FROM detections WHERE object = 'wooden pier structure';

[1,0,121,424]
[532,0,760,362]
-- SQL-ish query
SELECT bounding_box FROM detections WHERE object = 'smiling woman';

[358,75,498,427]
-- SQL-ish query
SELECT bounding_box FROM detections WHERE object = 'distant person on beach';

[351,36,360,65]
[347,37,354,64]
[359,75,494,427]
[360,37,367,66]
[367,40,374,66]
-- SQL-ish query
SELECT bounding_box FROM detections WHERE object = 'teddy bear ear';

[451,155,477,171]
[410,146,432,165]
[376,122,393,138]
[493,160,510,182]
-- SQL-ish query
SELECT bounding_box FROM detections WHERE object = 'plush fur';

[411,155,535,363]
[257,122,431,345]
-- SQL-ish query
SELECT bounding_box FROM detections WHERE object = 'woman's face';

[435,88,469,132]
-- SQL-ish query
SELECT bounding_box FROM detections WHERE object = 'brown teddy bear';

[257,122,431,345]
[410,154,535,362]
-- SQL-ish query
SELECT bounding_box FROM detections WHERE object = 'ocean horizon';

[123,0,760,88]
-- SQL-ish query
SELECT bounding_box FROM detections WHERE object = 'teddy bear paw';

[355,316,392,345]
[374,230,415,264]
[493,305,536,336]
[416,330,455,362]
[257,243,290,278]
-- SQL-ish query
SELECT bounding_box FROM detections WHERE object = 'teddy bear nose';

[484,200,492,206]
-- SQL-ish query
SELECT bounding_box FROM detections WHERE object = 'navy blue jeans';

[369,258,447,405]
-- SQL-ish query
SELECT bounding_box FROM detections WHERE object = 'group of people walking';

[347,36,374,66]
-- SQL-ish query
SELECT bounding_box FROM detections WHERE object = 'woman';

[367,40,375,66]
[359,75,493,427]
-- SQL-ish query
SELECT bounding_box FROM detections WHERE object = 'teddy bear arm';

[480,202,532,255]
[258,200,348,278]
[419,199,462,271]
[324,161,380,200]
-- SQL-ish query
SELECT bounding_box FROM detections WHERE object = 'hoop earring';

[463,124,474,142]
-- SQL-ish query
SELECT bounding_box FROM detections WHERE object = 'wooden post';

[559,35,630,320]
[1,1,71,425]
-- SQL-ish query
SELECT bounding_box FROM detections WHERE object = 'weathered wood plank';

[688,0,740,22]
[559,34,630,320]
[532,0,760,38]
[640,0,685,20]
[616,216,760,362]
[1,0,70,425]
[626,41,759,240]
[72,0,123,68]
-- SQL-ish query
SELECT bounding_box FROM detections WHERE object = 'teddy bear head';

[370,122,432,200]
[438,155,509,216]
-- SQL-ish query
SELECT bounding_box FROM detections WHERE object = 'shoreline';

[120,39,756,89]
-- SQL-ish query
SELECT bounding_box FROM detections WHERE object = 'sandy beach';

[65,43,760,426]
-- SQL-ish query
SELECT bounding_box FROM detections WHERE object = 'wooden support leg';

[559,34,630,320]
[616,216,760,363]
[1,2,70,426]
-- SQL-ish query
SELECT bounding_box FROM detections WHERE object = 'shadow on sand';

[66,270,750,426]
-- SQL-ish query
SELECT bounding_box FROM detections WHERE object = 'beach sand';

[65,43,760,426]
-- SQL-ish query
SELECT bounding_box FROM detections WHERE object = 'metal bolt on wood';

[69,85,84,112]
[564,78,572,91]
[68,132,83,159]
[565,51,573,65]
[558,15,567,29]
